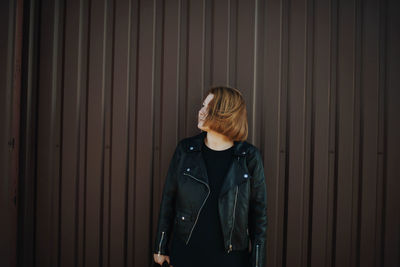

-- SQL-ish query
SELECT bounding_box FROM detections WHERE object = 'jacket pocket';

[173,211,192,239]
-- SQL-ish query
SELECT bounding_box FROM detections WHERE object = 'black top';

[170,139,249,267]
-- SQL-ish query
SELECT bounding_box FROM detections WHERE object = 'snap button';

[243,174,249,178]
[186,168,190,172]
[189,146,194,150]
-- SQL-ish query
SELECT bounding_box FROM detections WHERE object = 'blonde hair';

[202,85,248,141]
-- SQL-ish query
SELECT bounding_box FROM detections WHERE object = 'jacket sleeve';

[153,141,182,256]
[247,147,268,267]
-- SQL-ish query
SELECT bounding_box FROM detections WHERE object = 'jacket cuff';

[154,231,169,256]
[250,240,265,267]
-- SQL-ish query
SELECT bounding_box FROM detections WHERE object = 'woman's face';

[197,93,214,131]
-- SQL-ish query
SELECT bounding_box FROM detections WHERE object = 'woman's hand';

[153,253,172,266]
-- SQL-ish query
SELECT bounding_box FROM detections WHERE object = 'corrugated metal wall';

[6,0,400,266]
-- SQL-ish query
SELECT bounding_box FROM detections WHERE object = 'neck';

[204,130,234,151]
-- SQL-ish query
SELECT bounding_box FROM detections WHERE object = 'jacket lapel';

[219,155,251,197]
[183,150,209,185]
[183,131,209,185]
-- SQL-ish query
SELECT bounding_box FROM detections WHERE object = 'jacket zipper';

[158,231,165,255]
[255,244,259,267]
[227,186,239,253]
[183,172,210,245]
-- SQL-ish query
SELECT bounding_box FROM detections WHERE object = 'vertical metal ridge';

[150,0,164,262]
[123,0,134,265]
[183,0,190,138]
[252,0,259,142]
[107,0,117,265]
[210,0,214,83]
[330,0,339,264]
[201,0,206,96]
[50,0,61,265]
[74,0,84,264]
[24,0,40,265]
[99,0,110,264]
[132,0,141,264]
[156,0,164,203]
[177,0,182,136]
[228,0,238,86]
[377,0,387,266]
[281,0,290,265]
[149,1,158,259]
[233,0,239,86]
[57,0,67,265]
[300,0,314,266]
[353,0,363,265]
[182,0,189,135]
[305,0,316,265]
[226,0,231,83]
[257,0,265,150]
[83,0,92,264]
[204,0,212,89]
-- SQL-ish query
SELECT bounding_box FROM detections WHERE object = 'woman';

[153,86,267,267]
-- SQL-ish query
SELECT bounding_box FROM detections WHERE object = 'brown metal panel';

[76,2,90,267]
[186,0,210,135]
[186,0,206,135]
[211,0,230,85]
[228,0,238,86]
[359,0,381,267]
[327,0,340,265]
[374,0,386,260]
[125,0,139,266]
[253,0,265,148]
[35,0,63,266]
[59,0,81,266]
[84,0,109,265]
[109,0,132,265]
[102,0,115,265]
[152,0,180,251]
[134,0,157,266]
[285,0,311,266]
[236,0,256,142]
[310,0,334,266]
[263,0,285,266]
[335,0,359,266]
[384,1,400,267]
[18,0,40,265]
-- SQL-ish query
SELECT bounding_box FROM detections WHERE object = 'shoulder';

[175,132,205,152]
[239,140,259,154]
[239,141,263,171]
[178,132,261,158]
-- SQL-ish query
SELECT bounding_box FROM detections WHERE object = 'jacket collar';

[182,131,251,197]
[185,131,248,157]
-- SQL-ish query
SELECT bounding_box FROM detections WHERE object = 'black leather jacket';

[154,131,267,267]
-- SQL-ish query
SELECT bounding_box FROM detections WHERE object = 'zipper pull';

[227,244,233,253]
